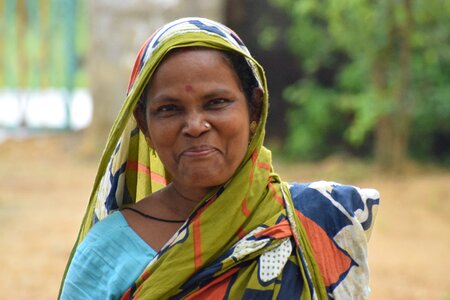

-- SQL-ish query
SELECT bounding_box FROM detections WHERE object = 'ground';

[0,134,449,299]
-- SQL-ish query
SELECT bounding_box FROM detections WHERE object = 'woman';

[60,17,379,299]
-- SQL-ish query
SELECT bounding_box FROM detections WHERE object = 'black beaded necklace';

[121,207,186,223]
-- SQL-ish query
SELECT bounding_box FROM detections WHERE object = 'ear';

[250,87,264,122]
[133,102,149,138]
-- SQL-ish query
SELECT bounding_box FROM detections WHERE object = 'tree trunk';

[374,0,412,173]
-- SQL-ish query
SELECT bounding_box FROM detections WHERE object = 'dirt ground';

[1,134,449,299]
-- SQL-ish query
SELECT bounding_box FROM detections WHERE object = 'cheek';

[222,113,250,158]
[148,129,179,176]
[147,121,177,153]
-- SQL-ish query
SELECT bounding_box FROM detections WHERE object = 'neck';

[165,182,214,217]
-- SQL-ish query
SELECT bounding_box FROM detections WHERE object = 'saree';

[60,18,375,299]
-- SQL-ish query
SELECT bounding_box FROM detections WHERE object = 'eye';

[206,98,230,109]
[158,104,178,112]
[151,104,180,117]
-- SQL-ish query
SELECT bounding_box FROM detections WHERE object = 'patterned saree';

[60,18,376,299]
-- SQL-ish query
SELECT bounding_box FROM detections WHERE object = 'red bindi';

[185,85,193,92]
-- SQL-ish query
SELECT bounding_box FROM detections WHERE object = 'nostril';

[182,118,211,137]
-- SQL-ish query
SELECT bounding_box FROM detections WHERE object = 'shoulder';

[67,212,129,259]
[72,211,156,261]
[288,181,379,239]
[289,181,380,210]
[288,181,380,299]
[82,211,128,243]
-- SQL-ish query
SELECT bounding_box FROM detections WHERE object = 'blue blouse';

[60,212,157,300]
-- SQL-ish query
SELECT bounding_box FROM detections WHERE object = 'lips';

[180,145,218,157]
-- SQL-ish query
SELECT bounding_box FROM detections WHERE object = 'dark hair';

[136,48,260,118]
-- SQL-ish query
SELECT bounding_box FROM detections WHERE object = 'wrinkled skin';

[135,48,261,200]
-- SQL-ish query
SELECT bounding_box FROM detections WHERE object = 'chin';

[181,169,231,189]
[176,160,237,189]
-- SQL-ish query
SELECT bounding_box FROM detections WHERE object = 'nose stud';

[204,122,211,129]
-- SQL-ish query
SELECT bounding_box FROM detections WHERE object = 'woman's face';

[140,48,253,191]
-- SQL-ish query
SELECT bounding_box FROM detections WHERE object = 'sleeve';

[60,213,135,300]
[289,181,380,300]
[60,247,108,299]
[60,212,157,300]
[60,243,125,300]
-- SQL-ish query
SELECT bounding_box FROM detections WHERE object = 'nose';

[181,111,210,137]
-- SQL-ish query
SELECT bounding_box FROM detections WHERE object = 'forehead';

[156,47,232,72]
[146,48,240,90]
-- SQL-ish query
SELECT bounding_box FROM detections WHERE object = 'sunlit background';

[0,0,91,137]
[1,0,449,299]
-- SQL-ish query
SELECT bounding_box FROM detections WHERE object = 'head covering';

[62,17,327,299]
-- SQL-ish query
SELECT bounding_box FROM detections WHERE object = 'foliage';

[270,0,450,163]
[0,0,88,88]
[284,80,346,159]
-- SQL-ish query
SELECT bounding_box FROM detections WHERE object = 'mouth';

[180,145,218,158]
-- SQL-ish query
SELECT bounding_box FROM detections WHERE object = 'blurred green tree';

[0,0,86,89]
[272,0,450,170]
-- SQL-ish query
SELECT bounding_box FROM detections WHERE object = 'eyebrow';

[149,94,180,104]
[202,88,236,99]
[149,88,237,104]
